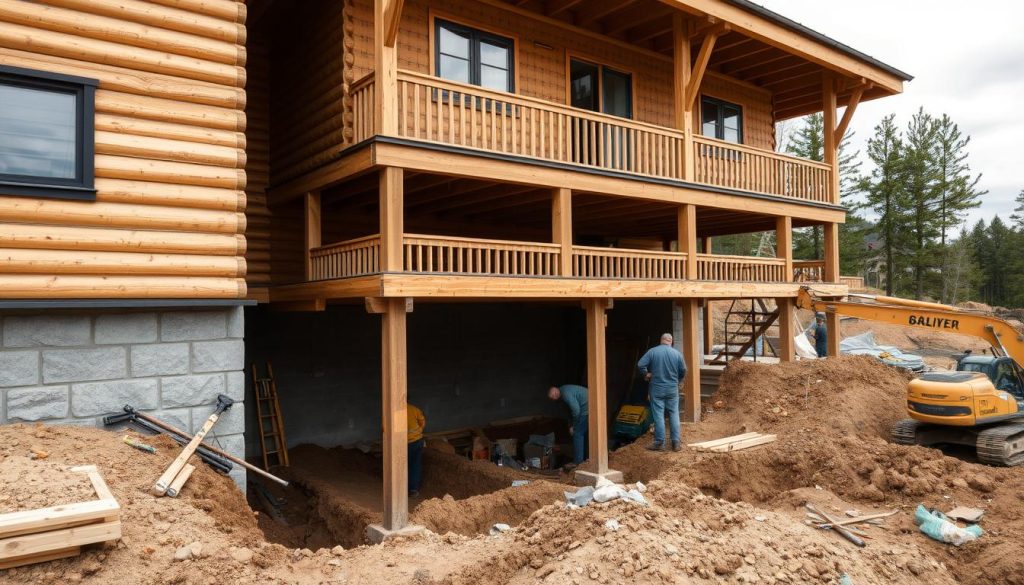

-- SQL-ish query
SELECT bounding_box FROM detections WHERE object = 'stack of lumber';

[689,432,777,452]
[0,465,121,569]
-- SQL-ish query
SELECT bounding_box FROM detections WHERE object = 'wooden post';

[673,15,695,181]
[776,297,795,362]
[379,167,404,272]
[584,298,609,474]
[374,0,398,135]
[678,204,698,279]
[304,191,321,281]
[552,188,573,277]
[826,311,841,358]
[823,222,839,283]
[822,75,839,204]
[380,297,408,530]
[701,236,713,353]
[776,216,792,281]
[679,298,701,423]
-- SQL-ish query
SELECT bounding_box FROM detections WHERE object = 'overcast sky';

[758,0,1024,231]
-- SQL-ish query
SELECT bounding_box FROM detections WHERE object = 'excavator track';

[976,423,1024,466]
[890,419,922,445]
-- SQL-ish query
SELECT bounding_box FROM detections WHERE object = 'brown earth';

[0,454,97,513]
[4,357,1024,584]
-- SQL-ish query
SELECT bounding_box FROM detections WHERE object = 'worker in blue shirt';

[812,312,828,357]
[637,333,687,452]
[547,384,588,465]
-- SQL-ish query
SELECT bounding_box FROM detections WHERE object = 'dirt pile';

[0,455,98,513]
[413,481,566,536]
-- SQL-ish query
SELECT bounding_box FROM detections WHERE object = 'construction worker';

[547,384,588,466]
[408,404,425,497]
[812,312,828,358]
[637,333,686,452]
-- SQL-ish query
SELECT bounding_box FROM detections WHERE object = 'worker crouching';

[547,384,588,467]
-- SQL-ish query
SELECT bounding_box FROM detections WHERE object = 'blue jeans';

[650,392,681,446]
[572,414,589,464]
[408,438,424,493]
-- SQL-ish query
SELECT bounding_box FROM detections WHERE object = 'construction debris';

[915,505,983,546]
[689,431,777,452]
[947,506,985,523]
[806,504,866,547]
[121,435,156,454]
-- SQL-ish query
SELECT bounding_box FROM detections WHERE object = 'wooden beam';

[833,85,868,144]
[679,298,701,422]
[824,221,839,283]
[678,203,698,279]
[304,191,321,281]
[270,299,326,312]
[383,0,404,47]
[702,236,713,353]
[603,5,673,37]
[775,215,792,281]
[822,75,839,204]
[366,297,413,314]
[552,188,573,277]
[685,25,726,110]
[380,167,404,272]
[776,297,795,362]
[374,0,398,134]
[576,0,637,27]
[826,310,841,358]
[673,15,695,181]
[380,297,409,530]
[584,298,609,474]
[547,0,585,17]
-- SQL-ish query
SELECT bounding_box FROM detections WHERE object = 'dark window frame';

[568,57,634,120]
[0,65,97,201]
[700,95,743,144]
[434,18,515,94]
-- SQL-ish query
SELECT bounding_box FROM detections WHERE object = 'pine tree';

[902,108,940,300]
[862,115,908,295]
[1010,189,1024,230]
[932,114,985,302]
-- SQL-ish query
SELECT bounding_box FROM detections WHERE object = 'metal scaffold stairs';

[251,361,290,470]
[710,299,780,365]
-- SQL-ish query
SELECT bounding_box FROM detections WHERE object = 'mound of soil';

[413,481,566,536]
[0,455,97,513]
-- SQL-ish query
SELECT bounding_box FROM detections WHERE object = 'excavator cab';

[957,356,1024,400]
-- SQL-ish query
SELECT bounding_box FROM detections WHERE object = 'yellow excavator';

[796,286,1024,466]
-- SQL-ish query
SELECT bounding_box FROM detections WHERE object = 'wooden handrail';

[694,135,831,170]
[692,135,833,202]
[573,245,687,280]
[697,253,786,264]
[351,71,375,93]
[403,233,560,250]
[793,259,826,267]
[311,234,382,255]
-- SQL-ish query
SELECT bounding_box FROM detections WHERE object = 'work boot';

[646,443,665,452]
[672,442,682,452]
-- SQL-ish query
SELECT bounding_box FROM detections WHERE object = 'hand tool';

[153,394,234,496]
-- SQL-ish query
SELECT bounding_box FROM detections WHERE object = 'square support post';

[380,167,404,272]
[679,298,701,423]
[701,237,713,353]
[776,216,793,281]
[776,297,795,362]
[826,312,841,358]
[575,299,623,487]
[822,75,839,204]
[374,0,399,136]
[552,188,573,277]
[304,191,321,281]
[673,15,695,181]
[678,204,698,280]
[823,222,839,283]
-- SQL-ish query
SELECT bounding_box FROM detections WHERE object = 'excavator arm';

[795,286,1024,362]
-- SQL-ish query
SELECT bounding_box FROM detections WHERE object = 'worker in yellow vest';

[408,404,426,497]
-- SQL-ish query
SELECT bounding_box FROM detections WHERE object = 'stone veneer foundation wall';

[0,307,246,489]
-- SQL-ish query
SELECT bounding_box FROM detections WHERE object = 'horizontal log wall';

[0,0,246,299]
[244,20,271,287]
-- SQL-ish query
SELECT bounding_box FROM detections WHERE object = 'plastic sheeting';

[840,331,925,371]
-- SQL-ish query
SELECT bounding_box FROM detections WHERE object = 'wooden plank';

[381,297,409,530]
[708,434,777,452]
[680,298,701,423]
[0,545,80,570]
[689,432,761,449]
[379,167,404,272]
[0,521,121,562]
[584,298,609,474]
[0,500,119,539]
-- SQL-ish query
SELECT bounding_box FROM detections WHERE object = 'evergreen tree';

[902,108,940,300]
[931,114,985,302]
[862,115,909,295]
[1010,189,1024,230]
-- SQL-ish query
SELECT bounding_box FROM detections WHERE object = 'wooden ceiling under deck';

[499,0,895,119]
[320,172,821,243]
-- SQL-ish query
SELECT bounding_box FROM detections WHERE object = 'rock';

[328,559,342,566]
[188,542,203,558]
[968,475,994,493]
[331,545,345,556]
[664,544,679,556]
[536,565,556,578]
[229,547,253,563]
[715,556,743,575]
[173,546,192,561]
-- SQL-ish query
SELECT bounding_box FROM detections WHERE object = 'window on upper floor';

[701,96,743,144]
[569,58,633,119]
[0,65,97,200]
[435,19,515,93]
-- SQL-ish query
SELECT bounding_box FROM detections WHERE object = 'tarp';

[840,331,925,371]
[795,333,819,359]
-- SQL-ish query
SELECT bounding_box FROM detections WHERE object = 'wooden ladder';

[251,361,290,469]
[710,299,780,365]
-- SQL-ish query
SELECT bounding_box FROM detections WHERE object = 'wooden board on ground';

[689,432,777,452]
[0,465,121,569]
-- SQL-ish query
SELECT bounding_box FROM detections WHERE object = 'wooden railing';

[351,73,375,144]
[693,136,833,203]
[840,276,866,290]
[403,233,560,276]
[793,259,825,282]
[309,235,381,281]
[697,253,787,282]
[572,246,687,280]
[395,71,684,180]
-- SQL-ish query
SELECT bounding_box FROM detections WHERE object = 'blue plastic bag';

[914,505,982,546]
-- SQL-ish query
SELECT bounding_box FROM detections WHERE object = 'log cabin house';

[0,0,908,539]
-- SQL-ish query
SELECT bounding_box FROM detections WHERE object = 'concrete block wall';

[0,307,246,489]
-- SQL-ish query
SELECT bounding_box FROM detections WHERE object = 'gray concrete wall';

[245,300,674,453]
[0,307,246,489]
